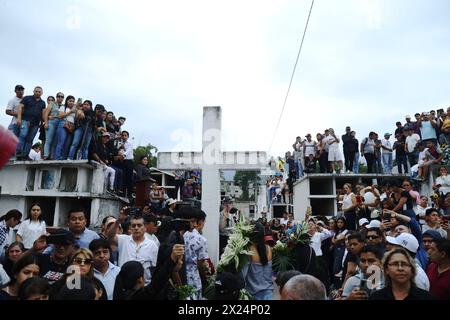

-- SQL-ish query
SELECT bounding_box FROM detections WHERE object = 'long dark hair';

[26,202,44,222]
[10,254,41,285]
[65,95,75,108]
[113,261,144,300]
[253,222,268,266]
[336,217,347,233]
[0,209,22,222]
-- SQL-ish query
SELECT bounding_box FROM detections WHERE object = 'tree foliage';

[233,171,260,201]
[133,144,158,168]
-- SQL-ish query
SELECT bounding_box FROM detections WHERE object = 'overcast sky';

[1,0,449,157]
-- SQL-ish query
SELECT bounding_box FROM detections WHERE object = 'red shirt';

[426,262,450,300]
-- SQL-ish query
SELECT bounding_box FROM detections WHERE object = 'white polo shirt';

[117,234,158,285]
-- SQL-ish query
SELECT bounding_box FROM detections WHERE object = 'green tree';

[133,144,158,168]
[234,171,260,201]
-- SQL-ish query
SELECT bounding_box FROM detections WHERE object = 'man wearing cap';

[358,218,369,235]
[385,233,430,290]
[422,230,443,253]
[160,198,177,217]
[15,86,46,160]
[39,230,76,284]
[303,134,317,169]
[381,133,393,174]
[5,85,25,138]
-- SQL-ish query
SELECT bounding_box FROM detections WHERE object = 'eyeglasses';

[73,258,92,265]
[388,261,412,269]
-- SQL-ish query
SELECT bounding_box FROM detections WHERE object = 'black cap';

[15,85,24,91]
[47,229,76,245]
[423,230,443,241]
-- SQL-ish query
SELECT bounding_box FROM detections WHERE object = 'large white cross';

[157,107,268,264]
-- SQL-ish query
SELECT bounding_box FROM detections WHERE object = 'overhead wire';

[268,0,315,154]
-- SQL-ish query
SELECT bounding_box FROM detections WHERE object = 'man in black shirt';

[90,132,116,192]
[39,230,76,284]
[15,86,45,160]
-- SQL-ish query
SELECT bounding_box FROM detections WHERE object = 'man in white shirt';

[89,238,121,300]
[381,133,393,174]
[405,128,421,168]
[120,130,134,198]
[107,215,158,285]
[5,84,25,138]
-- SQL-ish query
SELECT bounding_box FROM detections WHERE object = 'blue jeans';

[382,153,393,174]
[68,126,93,160]
[353,152,360,173]
[44,119,60,158]
[254,289,273,300]
[8,123,20,138]
[16,120,40,158]
[295,160,304,178]
[54,121,69,160]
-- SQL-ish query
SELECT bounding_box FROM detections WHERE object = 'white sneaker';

[332,171,336,174]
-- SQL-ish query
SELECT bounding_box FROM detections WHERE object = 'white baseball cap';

[370,209,381,219]
[358,218,369,227]
[386,233,419,253]
[367,220,381,229]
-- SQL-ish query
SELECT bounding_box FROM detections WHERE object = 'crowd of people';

[4,84,139,197]
[0,201,217,300]
[282,108,450,177]
[252,177,450,300]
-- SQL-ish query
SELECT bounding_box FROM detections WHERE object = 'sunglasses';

[73,257,92,265]
[57,95,64,98]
